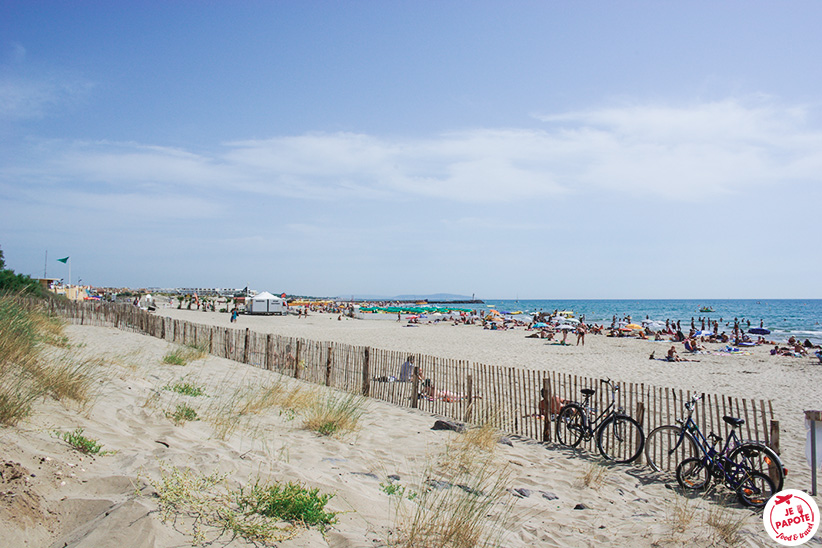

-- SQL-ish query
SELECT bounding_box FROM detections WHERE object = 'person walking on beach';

[230,306,239,323]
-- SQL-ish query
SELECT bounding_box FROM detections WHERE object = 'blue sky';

[2,2,821,298]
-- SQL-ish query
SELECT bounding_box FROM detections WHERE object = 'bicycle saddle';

[723,416,745,427]
[581,388,596,396]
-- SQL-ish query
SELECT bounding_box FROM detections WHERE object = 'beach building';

[245,291,287,315]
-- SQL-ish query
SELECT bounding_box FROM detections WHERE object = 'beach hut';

[246,291,287,315]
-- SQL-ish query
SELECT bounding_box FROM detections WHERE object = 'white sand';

[1,310,819,547]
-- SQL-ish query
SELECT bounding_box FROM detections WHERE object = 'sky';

[1,1,821,299]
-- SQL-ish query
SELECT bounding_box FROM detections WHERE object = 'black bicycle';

[644,394,785,492]
[555,378,645,463]
[675,416,776,507]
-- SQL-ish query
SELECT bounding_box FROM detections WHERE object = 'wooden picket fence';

[47,300,779,467]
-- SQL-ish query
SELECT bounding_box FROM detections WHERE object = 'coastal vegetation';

[0,294,95,426]
[148,465,336,545]
[166,403,199,425]
[0,246,52,298]
[387,420,513,548]
[55,428,108,455]
[163,380,206,397]
[161,343,208,366]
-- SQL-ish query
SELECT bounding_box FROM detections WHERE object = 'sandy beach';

[161,308,821,487]
[2,308,821,547]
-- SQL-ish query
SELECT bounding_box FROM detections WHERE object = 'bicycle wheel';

[597,414,645,463]
[728,443,785,492]
[736,470,775,508]
[676,457,710,491]
[556,404,585,448]
[644,425,699,472]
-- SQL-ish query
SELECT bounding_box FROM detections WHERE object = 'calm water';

[478,299,822,344]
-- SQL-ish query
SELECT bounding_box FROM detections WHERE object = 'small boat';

[699,306,714,313]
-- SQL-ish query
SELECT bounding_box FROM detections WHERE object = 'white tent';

[246,291,286,315]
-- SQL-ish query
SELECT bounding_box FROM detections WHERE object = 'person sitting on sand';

[667,345,682,362]
[399,355,416,382]
[538,388,568,417]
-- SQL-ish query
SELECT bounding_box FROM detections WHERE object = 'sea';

[474,299,822,345]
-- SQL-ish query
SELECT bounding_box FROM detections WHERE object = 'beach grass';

[303,392,366,437]
[56,428,107,455]
[579,461,608,489]
[148,465,333,545]
[161,344,207,366]
[389,420,513,548]
[167,403,199,425]
[0,294,98,425]
[163,380,206,397]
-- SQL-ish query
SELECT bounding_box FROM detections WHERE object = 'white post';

[807,410,822,496]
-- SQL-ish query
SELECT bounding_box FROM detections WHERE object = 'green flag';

[57,257,69,263]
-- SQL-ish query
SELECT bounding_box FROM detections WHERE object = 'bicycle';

[676,424,776,507]
[555,378,645,463]
[644,394,785,491]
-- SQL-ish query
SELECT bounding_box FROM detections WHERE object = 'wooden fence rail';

[44,300,778,469]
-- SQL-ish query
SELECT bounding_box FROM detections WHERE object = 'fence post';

[411,366,420,409]
[636,401,645,426]
[243,328,250,364]
[209,328,214,354]
[542,377,551,443]
[806,411,822,496]
[325,345,333,386]
[265,334,272,370]
[464,374,473,423]
[362,348,370,396]
[769,419,782,489]
[294,340,301,379]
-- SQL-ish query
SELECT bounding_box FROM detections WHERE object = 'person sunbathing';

[667,346,682,362]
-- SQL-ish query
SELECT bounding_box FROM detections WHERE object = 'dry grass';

[0,295,101,425]
[578,462,608,489]
[388,420,514,548]
[162,344,207,366]
[302,392,366,437]
[203,378,329,440]
[705,505,745,546]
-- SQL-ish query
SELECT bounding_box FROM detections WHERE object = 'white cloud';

[4,98,822,208]
[0,74,95,119]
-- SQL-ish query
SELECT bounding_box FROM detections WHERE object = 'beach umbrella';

[695,330,714,337]
[624,323,644,330]
[748,327,770,335]
[556,324,576,330]
[555,317,579,324]
[533,322,548,328]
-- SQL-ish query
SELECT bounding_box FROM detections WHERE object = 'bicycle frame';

[576,380,620,437]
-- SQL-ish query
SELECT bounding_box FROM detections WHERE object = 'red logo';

[764,489,819,546]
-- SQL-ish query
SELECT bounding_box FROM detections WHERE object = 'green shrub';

[167,403,198,424]
[56,428,106,455]
[163,381,205,397]
[236,480,337,529]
